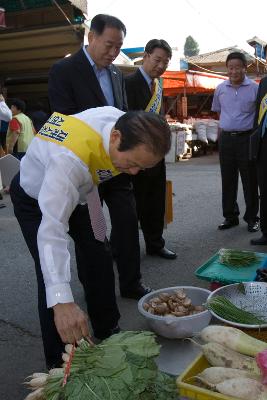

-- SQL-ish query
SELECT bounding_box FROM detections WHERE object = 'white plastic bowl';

[138,286,212,339]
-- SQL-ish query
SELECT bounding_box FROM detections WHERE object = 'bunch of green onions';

[218,249,260,267]
[207,295,267,325]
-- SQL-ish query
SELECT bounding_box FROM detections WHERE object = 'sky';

[86,0,267,56]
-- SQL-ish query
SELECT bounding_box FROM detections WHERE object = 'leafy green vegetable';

[218,248,260,267]
[43,331,178,400]
[207,295,267,325]
[141,371,178,400]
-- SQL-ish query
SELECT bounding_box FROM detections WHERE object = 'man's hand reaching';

[53,302,90,344]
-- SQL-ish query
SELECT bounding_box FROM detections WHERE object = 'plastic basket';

[195,250,267,285]
[207,282,267,329]
[177,354,238,400]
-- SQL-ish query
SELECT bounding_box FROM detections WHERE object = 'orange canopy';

[162,70,227,96]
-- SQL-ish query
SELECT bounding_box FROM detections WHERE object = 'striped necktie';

[151,78,156,94]
[261,111,267,138]
[87,185,107,242]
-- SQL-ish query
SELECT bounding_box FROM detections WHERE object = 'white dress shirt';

[20,106,124,308]
[139,66,153,90]
[0,100,12,122]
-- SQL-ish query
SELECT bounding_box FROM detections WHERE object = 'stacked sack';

[193,119,219,144]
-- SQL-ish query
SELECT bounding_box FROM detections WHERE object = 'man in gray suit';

[49,14,150,300]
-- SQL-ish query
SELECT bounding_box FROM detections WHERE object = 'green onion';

[218,249,260,267]
[207,296,267,325]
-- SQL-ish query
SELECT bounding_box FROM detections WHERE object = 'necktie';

[87,185,107,242]
[151,78,156,94]
[261,111,267,138]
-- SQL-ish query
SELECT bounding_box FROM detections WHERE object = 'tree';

[184,36,200,57]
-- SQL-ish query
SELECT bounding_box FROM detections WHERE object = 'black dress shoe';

[218,219,239,230]
[247,220,260,233]
[147,247,177,260]
[251,235,267,245]
[120,283,152,300]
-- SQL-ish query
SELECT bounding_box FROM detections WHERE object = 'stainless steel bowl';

[207,282,267,329]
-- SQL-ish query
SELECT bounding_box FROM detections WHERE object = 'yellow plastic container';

[177,354,238,400]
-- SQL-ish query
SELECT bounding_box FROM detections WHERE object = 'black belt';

[222,129,252,136]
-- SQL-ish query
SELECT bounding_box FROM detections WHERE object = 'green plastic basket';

[195,249,267,285]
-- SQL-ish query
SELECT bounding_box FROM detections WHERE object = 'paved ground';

[0,152,264,399]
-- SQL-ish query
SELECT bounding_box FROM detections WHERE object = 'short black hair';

[145,39,172,59]
[226,51,247,67]
[90,14,126,36]
[115,111,171,157]
[11,98,26,113]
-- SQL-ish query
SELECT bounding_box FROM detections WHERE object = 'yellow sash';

[145,78,162,114]
[258,93,267,125]
[36,112,120,185]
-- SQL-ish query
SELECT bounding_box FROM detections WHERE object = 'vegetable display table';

[156,336,201,376]
[156,327,210,399]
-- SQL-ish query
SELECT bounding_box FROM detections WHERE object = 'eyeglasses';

[148,54,170,68]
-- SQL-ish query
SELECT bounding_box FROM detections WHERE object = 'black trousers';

[10,173,120,369]
[98,174,141,292]
[258,134,267,235]
[219,132,259,222]
[131,159,166,252]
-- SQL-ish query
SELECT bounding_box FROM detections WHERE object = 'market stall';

[163,70,227,160]
[23,287,267,400]
[162,70,227,103]
[22,247,267,400]
[166,118,220,162]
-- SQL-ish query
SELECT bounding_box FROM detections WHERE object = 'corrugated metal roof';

[121,47,145,59]
[247,36,267,47]
[186,46,254,64]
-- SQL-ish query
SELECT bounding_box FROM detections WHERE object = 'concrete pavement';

[0,152,264,399]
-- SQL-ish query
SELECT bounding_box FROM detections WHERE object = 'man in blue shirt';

[212,52,259,232]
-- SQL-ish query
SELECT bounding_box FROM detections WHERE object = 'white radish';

[65,344,73,355]
[62,352,70,362]
[195,366,260,387]
[200,325,267,356]
[215,377,267,400]
[24,387,44,399]
[26,373,48,380]
[24,375,47,389]
[48,367,64,376]
[201,342,260,374]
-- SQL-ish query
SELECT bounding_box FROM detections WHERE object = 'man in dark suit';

[250,74,267,245]
[49,14,150,299]
[125,39,177,260]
